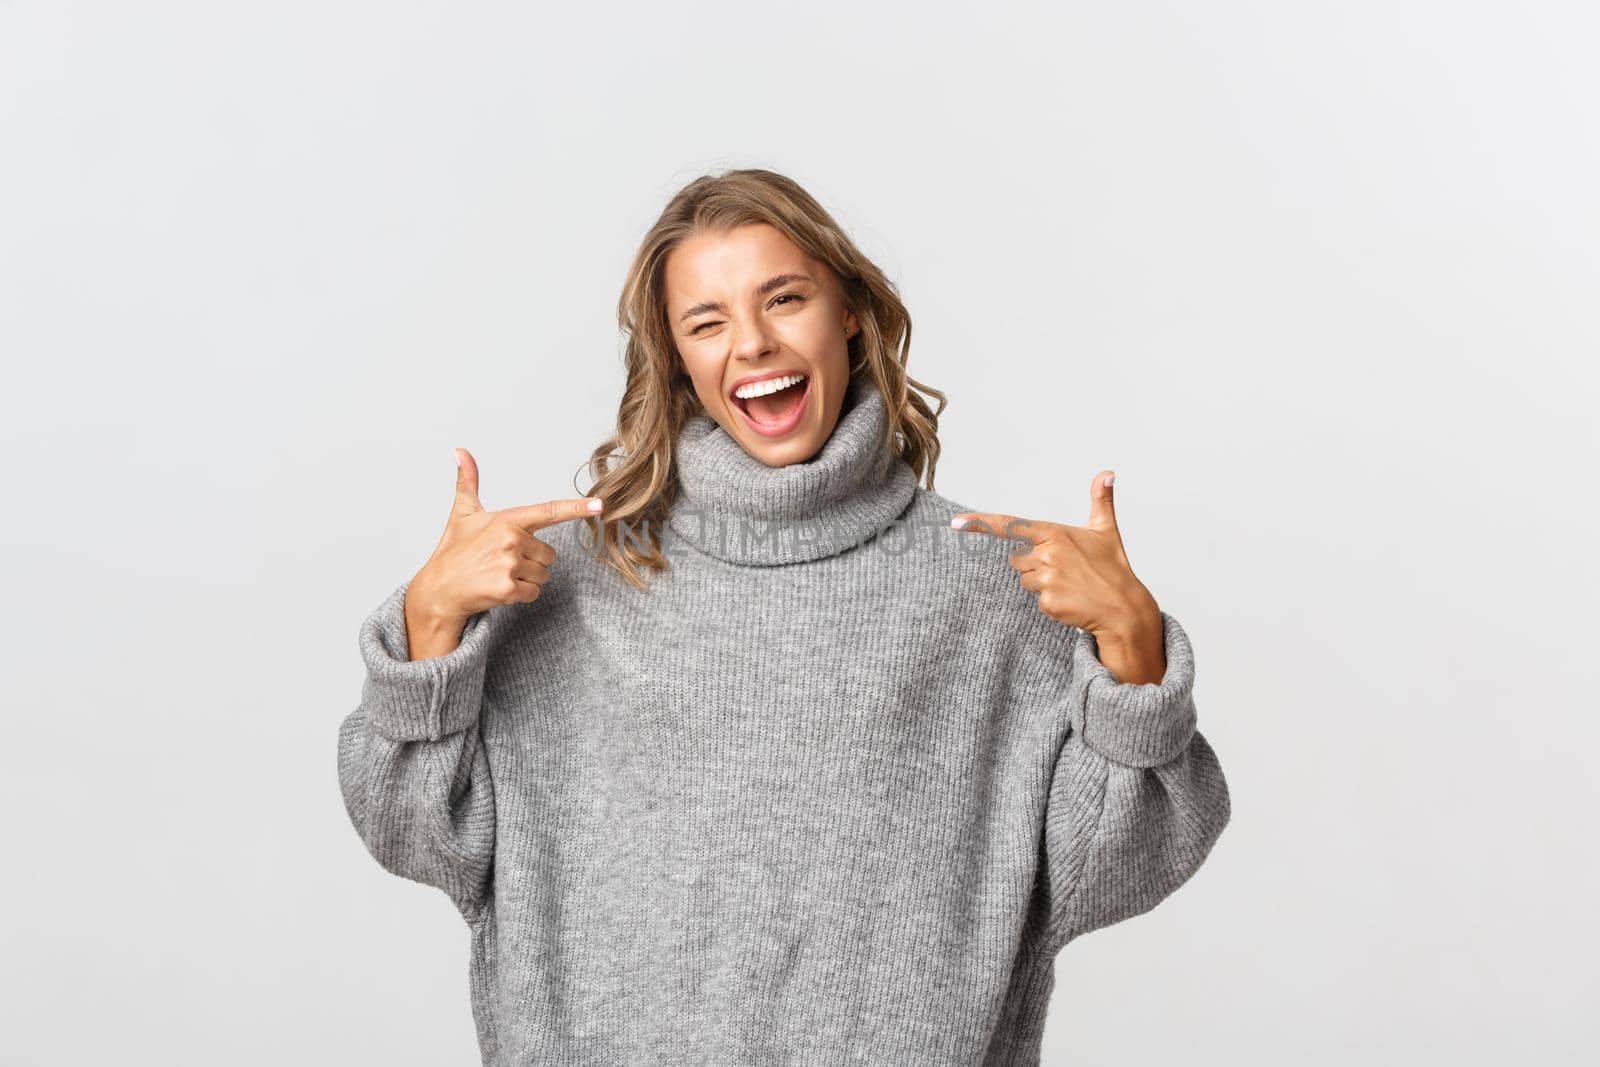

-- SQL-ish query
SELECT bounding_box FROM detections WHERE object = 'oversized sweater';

[335,375,1232,1066]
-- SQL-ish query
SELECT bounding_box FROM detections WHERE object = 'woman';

[337,168,1231,1066]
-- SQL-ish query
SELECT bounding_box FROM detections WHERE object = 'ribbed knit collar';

[665,374,919,567]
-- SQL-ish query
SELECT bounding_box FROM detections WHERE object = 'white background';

[2,1,1595,1063]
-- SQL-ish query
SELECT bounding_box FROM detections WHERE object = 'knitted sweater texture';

[336,376,1232,1065]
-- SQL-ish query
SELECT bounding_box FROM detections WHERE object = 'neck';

[665,376,919,566]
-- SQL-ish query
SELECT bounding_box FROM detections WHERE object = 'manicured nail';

[587,498,604,512]
[950,516,968,529]
[1104,472,1115,488]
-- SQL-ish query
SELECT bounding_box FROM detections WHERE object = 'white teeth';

[733,373,806,399]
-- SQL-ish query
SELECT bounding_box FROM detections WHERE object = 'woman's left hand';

[951,470,1168,685]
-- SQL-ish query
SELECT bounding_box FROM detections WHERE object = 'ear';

[844,309,859,339]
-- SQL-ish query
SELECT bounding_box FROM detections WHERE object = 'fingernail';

[1104,472,1115,488]
[950,516,968,529]
[587,498,604,512]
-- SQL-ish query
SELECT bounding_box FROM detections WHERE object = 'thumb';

[1086,469,1118,533]
[453,447,485,515]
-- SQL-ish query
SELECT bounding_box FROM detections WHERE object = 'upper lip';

[727,368,809,399]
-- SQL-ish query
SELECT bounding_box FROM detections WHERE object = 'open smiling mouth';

[731,373,811,437]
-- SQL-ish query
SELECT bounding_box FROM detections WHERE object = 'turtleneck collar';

[665,375,919,567]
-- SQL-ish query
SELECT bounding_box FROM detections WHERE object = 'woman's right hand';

[404,447,604,659]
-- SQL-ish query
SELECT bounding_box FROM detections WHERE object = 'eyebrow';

[678,273,815,323]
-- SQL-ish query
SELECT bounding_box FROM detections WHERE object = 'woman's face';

[665,222,859,467]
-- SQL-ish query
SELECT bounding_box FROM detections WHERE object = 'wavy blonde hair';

[574,167,947,590]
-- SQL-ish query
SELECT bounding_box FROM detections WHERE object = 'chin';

[751,435,825,467]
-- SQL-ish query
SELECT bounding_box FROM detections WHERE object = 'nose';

[729,315,778,363]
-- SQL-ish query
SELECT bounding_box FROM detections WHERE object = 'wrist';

[406,568,458,621]
[1090,599,1165,684]
[404,574,469,660]
[1099,587,1160,644]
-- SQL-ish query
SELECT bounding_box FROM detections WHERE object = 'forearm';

[1036,609,1231,954]
[336,580,502,916]
[404,575,469,660]
[405,601,468,660]
[1090,606,1166,684]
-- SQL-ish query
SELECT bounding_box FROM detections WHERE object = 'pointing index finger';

[500,497,605,532]
[951,511,1044,547]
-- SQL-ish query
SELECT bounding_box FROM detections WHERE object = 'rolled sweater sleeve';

[335,580,506,919]
[1035,611,1232,956]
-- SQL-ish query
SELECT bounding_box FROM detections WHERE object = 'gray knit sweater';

[336,376,1231,1065]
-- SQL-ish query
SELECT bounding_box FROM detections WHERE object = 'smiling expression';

[666,222,859,467]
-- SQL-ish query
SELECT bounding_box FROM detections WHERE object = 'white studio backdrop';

[1,1,1595,1063]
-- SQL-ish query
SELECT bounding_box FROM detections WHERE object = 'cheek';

[679,352,724,396]
[678,348,711,378]
[785,312,845,351]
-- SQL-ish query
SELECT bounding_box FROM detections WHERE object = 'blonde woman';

[337,168,1231,1065]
